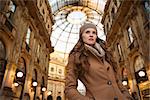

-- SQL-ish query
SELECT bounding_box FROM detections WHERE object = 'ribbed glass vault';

[48,0,106,65]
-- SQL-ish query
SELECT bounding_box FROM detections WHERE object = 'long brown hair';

[69,37,118,76]
[69,22,117,75]
[69,37,108,75]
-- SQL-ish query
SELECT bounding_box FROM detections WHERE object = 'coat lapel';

[84,44,105,64]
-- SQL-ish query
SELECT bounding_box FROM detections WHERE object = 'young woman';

[65,23,133,100]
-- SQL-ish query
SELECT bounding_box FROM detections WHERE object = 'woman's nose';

[89,32,94,36]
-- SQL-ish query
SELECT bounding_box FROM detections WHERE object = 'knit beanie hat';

[79,23,97,36]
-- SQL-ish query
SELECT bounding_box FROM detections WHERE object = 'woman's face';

[82,28,97,46]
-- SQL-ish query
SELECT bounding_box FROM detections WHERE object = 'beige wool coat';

[65,44,133,100]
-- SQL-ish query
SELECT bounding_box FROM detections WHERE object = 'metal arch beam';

[48,0,104,15]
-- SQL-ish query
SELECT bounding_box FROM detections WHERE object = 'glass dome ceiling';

[67,11,87,24]
[48,0,106,65]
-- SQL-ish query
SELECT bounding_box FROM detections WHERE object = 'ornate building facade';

[102,0,150,100]
[47,52,66,100]
[0,0,53,99]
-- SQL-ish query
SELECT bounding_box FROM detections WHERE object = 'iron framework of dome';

[48,0,106,65]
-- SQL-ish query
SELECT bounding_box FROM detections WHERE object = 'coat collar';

[84,43,105,63]
[84,43,105,57]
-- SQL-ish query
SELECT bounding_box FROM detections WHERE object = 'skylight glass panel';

[93,15,100,19]
[66,43,76,53]
[64,24,72,32]
[99,35,106,41]
[59,35,68,42]
[61,15,66,19]
[51,37,57,47]
[97,23,103,29]
[53,5,58,13]
[55,41,66,52]
[61,18,66,23]
[77,24,82,28]
[67,11,87,24]
[48,0,56,5]
[61,31,70,38]
[69,33,79,39]
[71,28,78,34]
[61,0,65,5]
[52,24,57,30]
[56,19,63,25]
[72,24,78,29]
[55,15,61,20]
[99,34,106,40]
[52,28,62,37]
[59,23,68,29]
[68,37,78,43]
[97,29,104,36]
[58,25,65,30]
[58,1,64,8]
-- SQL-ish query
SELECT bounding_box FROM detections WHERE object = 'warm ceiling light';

[14,82,19,87]
[122,80,128,86]
[17,71,23,78]
[47,91,52,95]
[138,70,145,77]
[32,81,38,87]
[42,87,46,92]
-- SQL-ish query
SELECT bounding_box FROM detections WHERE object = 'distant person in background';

[65,23,134,100]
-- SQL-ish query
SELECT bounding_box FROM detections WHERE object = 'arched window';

[117,43,123,61]
[111,7,115,20]
[47,95,53,100]
[127,26,134,44]
[143,0,150,13]
[0,40,6,88]
[56,96,61,100]
[25,27,32,52]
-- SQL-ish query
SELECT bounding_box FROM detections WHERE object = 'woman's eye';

[93,31,96,34]
[85,30,96,34]
[86,31,90,33]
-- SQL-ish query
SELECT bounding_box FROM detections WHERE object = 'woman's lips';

[89,38,94,41]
